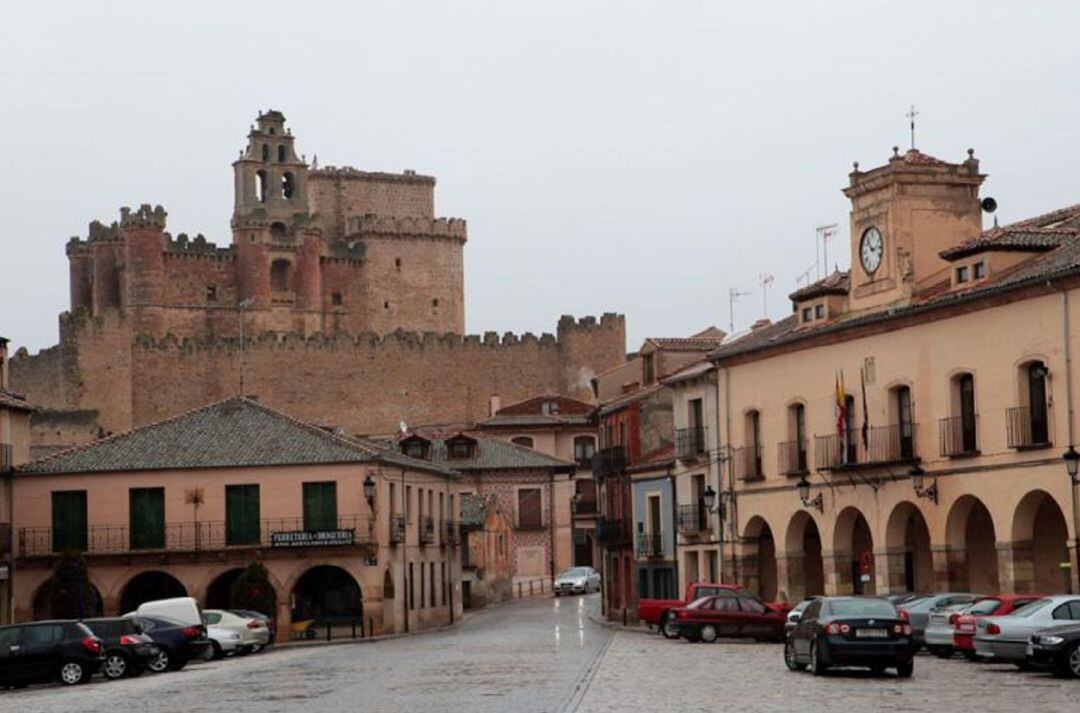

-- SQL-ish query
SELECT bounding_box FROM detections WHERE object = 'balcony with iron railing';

[597,517,631,546]
[390,515,406,544]
[1006,406,1051,450]
[777,439,809,476]
[731,444,764,482]
[675,427,707,460]
[18,515,373,559]
[591,446,627,479]
[814,424,918,471]
[940,415,979,457]
[442,519,461,547]
[676,504,709,534]
[637,533,664,558]
[419,515,436,545]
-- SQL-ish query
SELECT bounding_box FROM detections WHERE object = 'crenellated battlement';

[120,204,167,230]
[346,215,467,240]
[164,232,234,259]
[311,166,436,185]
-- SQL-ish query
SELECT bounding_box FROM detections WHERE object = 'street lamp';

[796,475,823,512]
[702,485,717,512]
[909,464,938,504]
[1064,446,1080,484]
[363,472,376,509]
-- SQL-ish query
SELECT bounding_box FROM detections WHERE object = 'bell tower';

[231,109,311,240]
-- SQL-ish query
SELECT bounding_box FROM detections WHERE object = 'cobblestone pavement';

[7,594,610,713]
[577,626,1078,713]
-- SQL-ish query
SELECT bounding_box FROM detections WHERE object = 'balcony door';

[959,374,977,452]
[51,490,87,553]
[226,484,261,546]
[896,386,914,460]
[1028,362,1049,444]
[130,487,165,550]
[303,482,338,532]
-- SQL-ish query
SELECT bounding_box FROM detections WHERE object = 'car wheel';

[147,648,171,673]
[660,613,680,640]
[896,660,914,678]
[250,643,264,654]
[103,653,128,680]
[59,660,88,686]
[211,641,224,660]
[809,641,827,676]
[1060,642,1080,679]
[784,639,805,671]
[700,624,718,644]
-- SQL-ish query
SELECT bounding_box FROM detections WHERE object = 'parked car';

[82,617,159,679]
[125,614,212,672]
[974,595,1080,668]
[898,593,979,649]
[671,589,787,643]
[886,593,925,607]
[785,597,821,637]
[132,597,204,628]
[1026,621,1080,677]
[0,620,105,688]
[639,582,745,639]
[553,567,601,596]
[923,602,976,658]
[785,596,915,677]
[207,624,244,659]
[953,594,1045,660]
[202,609,271,654]
[230,609,276,647]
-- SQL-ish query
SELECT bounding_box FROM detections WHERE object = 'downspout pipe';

[1060,287,1080,593]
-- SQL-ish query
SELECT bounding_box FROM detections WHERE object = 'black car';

[785,596,915,677]
[82,618,159,679]
[126,615,212,672]
[0,620,105,688]
[1027,622,1080,678]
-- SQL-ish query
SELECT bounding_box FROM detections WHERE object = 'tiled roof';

[597,382,666,416]
[901,149,950,167]
[644,336,725,352]
[789,270,850,301]
[661,358,714,385]
[460,493,495,527]
[940,204,1080,259]
[382,430,576,472]
[19,397,454,476]
[0,389,34,412]
[492,394,594,416]
[478,413,591,428]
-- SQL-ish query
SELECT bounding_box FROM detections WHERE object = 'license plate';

[855,628,889,638]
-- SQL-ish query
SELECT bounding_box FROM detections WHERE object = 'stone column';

[776,555,804,603]
[997,540,1035,594]
[823,550,852,595]
[275,597,292,644]
[876,547,906,595]
[1069,540,1080,595]
[930,546,966,592]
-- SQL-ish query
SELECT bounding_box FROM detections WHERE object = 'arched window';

[278,145,286,162]
[892,385,914,460]
[261,143,269,162]
[282,172,295,200]
[1009,361,1050,447]
[511,436,534,449]
[741,410,762,479]
[255,170,267,203]
[781,403,807,474]
[573,435,596,467]
[270,259,290,292]
[943,373,977,456]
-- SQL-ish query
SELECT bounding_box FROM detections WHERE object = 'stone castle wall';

[12,312,625,440]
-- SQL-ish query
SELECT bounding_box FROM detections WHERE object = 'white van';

[132,597,204,627]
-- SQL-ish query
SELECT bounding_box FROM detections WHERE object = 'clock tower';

[843,146,986,311]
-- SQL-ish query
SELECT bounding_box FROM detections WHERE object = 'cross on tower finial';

[906,104,919,150]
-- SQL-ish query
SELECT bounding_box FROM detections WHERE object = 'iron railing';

[591,446,627,479]
[597,518,631,546]
[637,533,663,558]
[675,427,707,459]
[939,415,979,457]
[390,515,406,544]
[731,444,764,481]
[1006,406,1051,449]
[677,504,708,534]
[18,515,372,558]
[814,424,918,470]
[420,516,436,545]
[777,439,809,476]
[442,519,461,547]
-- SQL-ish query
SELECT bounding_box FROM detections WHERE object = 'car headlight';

[1041,635,1065,646]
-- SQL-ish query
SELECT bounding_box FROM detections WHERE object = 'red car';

[638,582,743,639]
[953,594,1045,659]
[671,590,788,643]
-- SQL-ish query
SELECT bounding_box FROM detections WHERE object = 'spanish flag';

[835,371,847,439]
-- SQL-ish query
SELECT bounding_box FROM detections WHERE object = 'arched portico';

[119,570,187,614]
[830,507,875,595]
[943,495,999,592]
[32,575,105,620]
[780,511,824,601]
[739,516,777,601]
[883,502,933,595]
[1009,490,1070,593]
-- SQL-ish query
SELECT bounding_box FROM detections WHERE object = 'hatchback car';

[1027,622,1080,677]
[672,590,786,643]
[785,597,914,677]
[975,596,1080,667]
[0,620,105,688]
[554,567,601,596]
[82,617,159,679]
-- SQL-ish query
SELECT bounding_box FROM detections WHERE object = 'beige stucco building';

[1,336,34,624]
[12,397,464,639]
[705,147,1080,603]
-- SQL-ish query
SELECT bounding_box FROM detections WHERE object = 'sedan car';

[230,609,275,648]
[1027,622,1080,677]
[923,602,976,658]
[785,597,820,637]
[672,590,786,643]
[203,609,271,654]
[898,593,979,650]
[125,614,212,672]
[553,567,601,596]
[975,595,1080,667]
[785,596,914,677]
[953,594,1044,659]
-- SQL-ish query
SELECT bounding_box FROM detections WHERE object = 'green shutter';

[226,484,260,546]
[130,488,165,550]
[51,491,87,553]
[303,482,337,531]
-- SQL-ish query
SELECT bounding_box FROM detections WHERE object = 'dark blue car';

[785,597,915,677]
[126,615,212,673]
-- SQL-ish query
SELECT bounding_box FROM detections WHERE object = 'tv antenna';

[906,104,919,150]
[817,224,839,278]
[759,273,774,318]
[728,287,752,333]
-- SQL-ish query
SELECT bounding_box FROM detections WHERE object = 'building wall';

[10,462,462,636]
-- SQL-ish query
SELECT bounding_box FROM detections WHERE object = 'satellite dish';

[981,197,998,214]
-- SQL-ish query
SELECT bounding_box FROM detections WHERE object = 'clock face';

[860,227,884,275]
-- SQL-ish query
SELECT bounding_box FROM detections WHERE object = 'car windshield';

[1011,599,1052,617]
[687,596,719,610]
[967,599,1003,615]
[827,599,897,618]
[792,599,813,614]
[560,568,590,578]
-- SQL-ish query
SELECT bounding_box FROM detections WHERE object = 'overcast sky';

[2,1,1078,354]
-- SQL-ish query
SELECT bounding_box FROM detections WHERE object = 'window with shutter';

[51,491,88,553]
[517,488,542,529]
[226,484,261,546]
[129,488,165,550]
[303,482,338,531]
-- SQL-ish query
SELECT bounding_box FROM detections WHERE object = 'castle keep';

[13,110,624,442]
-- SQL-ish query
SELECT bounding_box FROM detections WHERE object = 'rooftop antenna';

[728,287,752,332]
[817,224,839,278]
[906,104,919,150]
[759,273,774,318]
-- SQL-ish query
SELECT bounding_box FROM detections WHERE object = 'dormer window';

[955,266,969,284]
[541,400,560,415]
[400,435,431,460]
[801,307,812,323]
[973,261,986,280]
[814,304,824,319]
[446,434,477,459]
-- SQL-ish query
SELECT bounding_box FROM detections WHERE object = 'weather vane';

[906,104,919,150]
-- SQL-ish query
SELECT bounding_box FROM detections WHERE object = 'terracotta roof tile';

[0,389,34,412]
[644,336,725,352]
[789,270,850,301]
[940,204,1080,259]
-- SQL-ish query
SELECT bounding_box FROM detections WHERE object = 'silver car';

[974,595,1080,666]
[899,593,979,648]
[923,601,974,657]
[554,567,601,596]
